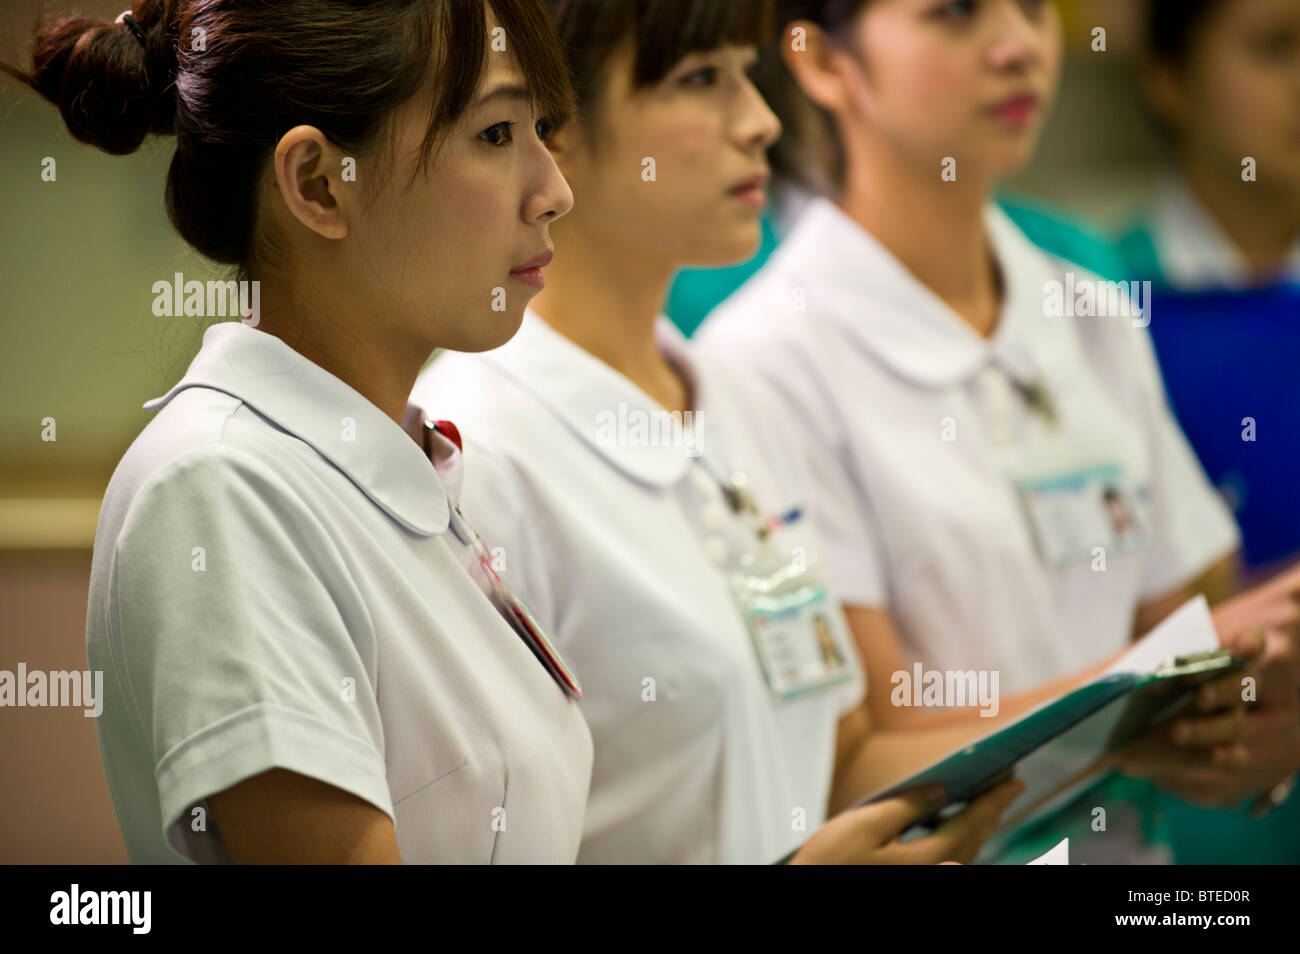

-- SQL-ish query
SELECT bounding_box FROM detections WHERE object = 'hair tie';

[115,10,148,47]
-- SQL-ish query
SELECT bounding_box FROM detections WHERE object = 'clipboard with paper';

[855,596,1244,843]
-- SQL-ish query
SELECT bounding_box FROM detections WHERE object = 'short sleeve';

[110,446,393,860]
[1125,326,1241,598]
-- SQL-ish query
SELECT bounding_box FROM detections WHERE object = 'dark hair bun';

[24,11,176,155]
[6,0,577,279]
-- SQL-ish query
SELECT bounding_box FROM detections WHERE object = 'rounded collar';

[481,309,710,488]
[775,197,1063,391]
[1147,174,1300,291]
[143,322,453,536]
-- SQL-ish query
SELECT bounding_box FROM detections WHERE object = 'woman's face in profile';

[551,40,782,272]
[351,17,574,356]
[840,0,1063,182]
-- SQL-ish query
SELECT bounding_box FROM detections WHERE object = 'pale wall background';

[0,0,1167,863]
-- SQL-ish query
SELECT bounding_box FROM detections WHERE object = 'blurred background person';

[1121,0,1300,292]
[1109,0,1300,863]
[1111,0,1300,580]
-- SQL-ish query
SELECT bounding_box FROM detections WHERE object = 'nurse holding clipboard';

[1109,0,1300,861]
[414,0,1024,864]
[697,0,1299,861]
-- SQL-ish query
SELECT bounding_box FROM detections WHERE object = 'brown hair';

[2,0,574,281]
[545,0,773,128]
[1148,0,1231,66]
[760,0,870,196]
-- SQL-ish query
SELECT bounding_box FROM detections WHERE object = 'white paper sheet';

[1103,594,1219,677]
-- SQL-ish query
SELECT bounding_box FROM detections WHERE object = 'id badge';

[1015,463,1150,567]
[730,549,855,701]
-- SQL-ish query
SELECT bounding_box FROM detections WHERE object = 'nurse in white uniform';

[1111,0,1300,859]
[414,0,1023,864]
[696,0,1300,849]
[17,0,594,863]
[1126,0,1300,290]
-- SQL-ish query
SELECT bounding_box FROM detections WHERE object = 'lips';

[508,249,552,290]
[728,171,770,212]
[511,250,553,273]
[989,92,1041,124]
[729,171,770,196]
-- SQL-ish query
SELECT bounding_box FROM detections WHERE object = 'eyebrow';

[474,83,534,109]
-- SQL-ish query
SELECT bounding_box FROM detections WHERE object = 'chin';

[686,223,763,270]
[1261,158,1300,199]
[452,307,527,354]
[982,143,1037,181]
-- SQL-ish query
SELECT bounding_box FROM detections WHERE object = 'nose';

[733,75,783,154]
[525,140,574,225]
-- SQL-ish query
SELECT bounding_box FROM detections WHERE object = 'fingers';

[1214,590,1299,648]
[1257,627,1300,691]
[1256,564,1300,604]
[792,787,948,864]
[956,779,1027,832]
[1191,669,1254,712]
[1130,755,1250,806]
[1116,728,1227,776]
[1205,743,1251,769]
[1252,599,1300,633]
[887,780,1025,865]
[866,785,947,837]
[1222,626,1267,660]
[1170,707,1245,747]
[930,780,1026,864]
[1123,704,1300,807]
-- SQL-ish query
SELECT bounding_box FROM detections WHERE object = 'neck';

[255,275,426,426]
[1181,150,1300,279]
[837,139,1000,337]
[529,216,689,412]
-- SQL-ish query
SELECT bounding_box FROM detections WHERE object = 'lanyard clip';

[722,471,757,516]
[1018,379,1058,428]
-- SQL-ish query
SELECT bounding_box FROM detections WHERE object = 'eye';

[680,65,719,87]
[934,0,977,20]
[535,117,557,143]
[1248,28,1299,63]
[478,121,514,147]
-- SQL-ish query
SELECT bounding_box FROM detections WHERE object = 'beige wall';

[0,553,127,862]
[0,59,217,498]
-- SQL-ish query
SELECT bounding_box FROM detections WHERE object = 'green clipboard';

[856,650,1246,832]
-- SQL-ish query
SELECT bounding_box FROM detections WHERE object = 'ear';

[781,20,858,115]
[1141,62,1189,136]
[272,125,350,241]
